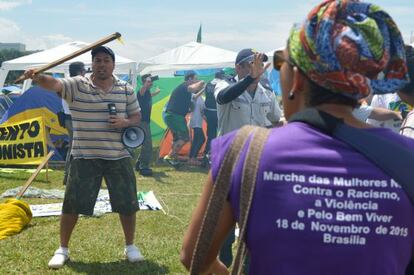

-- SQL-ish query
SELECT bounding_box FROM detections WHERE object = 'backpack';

[204,81,217,110]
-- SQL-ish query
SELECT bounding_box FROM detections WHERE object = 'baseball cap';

[235,48,268,65]
[91,46,115,62]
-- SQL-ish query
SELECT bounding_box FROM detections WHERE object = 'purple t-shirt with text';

[211,122,414,275]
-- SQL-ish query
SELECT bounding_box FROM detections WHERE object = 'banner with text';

[0,117,47,165]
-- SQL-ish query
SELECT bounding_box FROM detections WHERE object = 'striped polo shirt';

[58,75,140,160]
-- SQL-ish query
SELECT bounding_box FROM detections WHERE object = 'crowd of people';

[21,0,414,273]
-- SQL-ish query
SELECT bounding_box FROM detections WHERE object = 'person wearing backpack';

[181,1,414,274]
[203,70,225,159]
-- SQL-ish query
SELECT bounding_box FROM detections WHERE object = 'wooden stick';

[16,151,55,199]
[46,161,49,183]
[14,32,121,83]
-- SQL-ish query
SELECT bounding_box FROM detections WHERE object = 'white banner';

[30,191,162,217]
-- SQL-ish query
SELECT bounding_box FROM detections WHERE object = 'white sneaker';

[124,245,144,263]
[48,247,69,269]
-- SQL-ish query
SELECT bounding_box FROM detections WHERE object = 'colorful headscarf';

[288,0,409,99]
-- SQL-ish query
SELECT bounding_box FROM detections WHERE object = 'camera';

[108,103,117,116]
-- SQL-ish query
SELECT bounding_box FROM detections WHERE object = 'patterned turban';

[288,0,409,99]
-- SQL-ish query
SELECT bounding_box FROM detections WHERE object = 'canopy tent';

[0,41,138,90]
[137,42,237,76]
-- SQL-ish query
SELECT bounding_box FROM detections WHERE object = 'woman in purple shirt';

[181,1,414,274]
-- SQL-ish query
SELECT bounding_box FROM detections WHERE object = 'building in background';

[0,43,26,52]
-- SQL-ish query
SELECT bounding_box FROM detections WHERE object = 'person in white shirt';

[188,89,205,166]
[352,105,402,122]
[366,93,408,133]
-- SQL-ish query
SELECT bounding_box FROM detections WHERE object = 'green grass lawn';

[0,155,208,274]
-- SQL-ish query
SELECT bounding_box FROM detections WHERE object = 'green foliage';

[0,49,25,65]
[0,149,208,274]
[0,49,39,86]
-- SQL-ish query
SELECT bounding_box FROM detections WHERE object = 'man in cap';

[23,45,144,268]
[213,48,282,267]
[62,61,86,185]
[214,48,282,137]
[163,70,205,166]
[135,74,160,176]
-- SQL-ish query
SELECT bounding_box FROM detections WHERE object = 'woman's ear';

[290,66,305,94]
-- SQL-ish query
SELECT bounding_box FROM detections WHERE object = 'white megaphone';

[108,103,145,149]
[122,126,145,148]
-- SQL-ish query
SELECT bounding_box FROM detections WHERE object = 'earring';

[288,91,295,100]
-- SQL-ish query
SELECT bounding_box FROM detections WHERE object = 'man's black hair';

[141,74,151,82]
[69,61,85,77]
[307,80,358,108]
[401,45,414,95]
[185,71,196,81]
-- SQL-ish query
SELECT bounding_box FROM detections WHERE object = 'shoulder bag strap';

[190,125,257,275]
[231,127,271,275]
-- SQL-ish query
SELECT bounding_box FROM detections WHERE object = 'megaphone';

[122,126,145,149]
[108,103,145,149]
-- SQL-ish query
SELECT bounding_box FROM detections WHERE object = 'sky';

[0,0,413,62]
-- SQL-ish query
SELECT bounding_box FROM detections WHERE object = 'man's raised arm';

[23,69,63,95]
[188,80,205,93]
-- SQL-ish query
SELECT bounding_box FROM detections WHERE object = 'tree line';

[0,49,39,86]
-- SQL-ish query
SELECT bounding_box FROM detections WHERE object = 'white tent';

[0,41,138,90]
[138,42,237,76]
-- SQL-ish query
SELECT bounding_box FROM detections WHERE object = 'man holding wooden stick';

[23,46,143,269]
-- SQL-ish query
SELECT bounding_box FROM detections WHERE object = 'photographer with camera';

[136,74,161,176]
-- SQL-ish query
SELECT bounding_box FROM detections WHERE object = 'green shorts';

[164,111,189,142]
[62,158,139,216]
